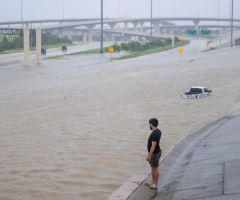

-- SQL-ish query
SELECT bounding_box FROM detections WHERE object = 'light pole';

[217,0,220,26]
[62,0,65,20]
[21,0,23,22]
[100,0,104,53]
[150,0,153,41]
[117,0,120,17]
[230,0,234,47]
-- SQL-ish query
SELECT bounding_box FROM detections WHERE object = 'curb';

[108,114,235,200]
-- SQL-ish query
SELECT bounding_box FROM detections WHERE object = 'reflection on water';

[1,40,240,200]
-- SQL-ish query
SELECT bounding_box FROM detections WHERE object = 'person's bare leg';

[155,167,159,186]
[151,167,154,185]
[151,167,155,185]
[152,167,160,185]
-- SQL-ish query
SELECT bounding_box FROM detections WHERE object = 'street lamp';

[217,0,220,26]
[100,0,104,53]
[150,0,153,41]
[230,0,234,47]
[62,0,65,20]
[21,0,23,22]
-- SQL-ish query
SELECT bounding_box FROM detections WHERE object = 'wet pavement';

[0,42,113,66]
[126,113,240,200]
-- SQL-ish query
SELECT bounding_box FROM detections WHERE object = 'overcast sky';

[0,0,240,21]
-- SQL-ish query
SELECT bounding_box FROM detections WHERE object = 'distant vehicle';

[235,38,240,46]
[41,48,47,55]
[181,86,212,99]
[62,46,67,53]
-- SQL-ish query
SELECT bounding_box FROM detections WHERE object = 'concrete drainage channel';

[109,114,235,200]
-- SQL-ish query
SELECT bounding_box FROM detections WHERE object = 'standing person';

[145,118,162,190]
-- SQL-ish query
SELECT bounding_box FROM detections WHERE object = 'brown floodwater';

[1,41,240,200]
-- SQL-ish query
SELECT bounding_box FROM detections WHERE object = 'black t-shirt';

[147,129,161,154]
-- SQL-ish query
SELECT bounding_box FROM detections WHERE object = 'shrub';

[0,32,72,52]
[107,38,180,53]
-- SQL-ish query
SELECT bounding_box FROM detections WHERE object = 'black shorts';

[149,151,162,168]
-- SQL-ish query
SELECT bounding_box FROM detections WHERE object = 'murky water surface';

[1,41,240,200]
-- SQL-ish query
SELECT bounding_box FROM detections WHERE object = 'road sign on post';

[178,47,185,60]
[201,30,212,36]
[186,29,197,36]
[178,47,184,55]
[108,47,114,53]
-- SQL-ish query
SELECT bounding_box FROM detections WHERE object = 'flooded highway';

[1,40,240,200]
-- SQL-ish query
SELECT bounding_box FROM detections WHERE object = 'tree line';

[0,31,72,52]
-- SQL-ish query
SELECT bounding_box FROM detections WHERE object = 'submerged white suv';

[181,86,212,99]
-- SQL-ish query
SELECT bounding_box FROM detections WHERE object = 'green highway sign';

[186,29,212,36]
[186,29,197,36]
[201,29,212,35]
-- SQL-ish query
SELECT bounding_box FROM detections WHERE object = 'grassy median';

[46,39,190,60]
[116,40,190,60]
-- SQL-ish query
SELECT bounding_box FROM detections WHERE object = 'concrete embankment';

[109,112,240,200]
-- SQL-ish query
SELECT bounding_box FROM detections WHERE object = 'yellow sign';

[108,47,114,53]
[178,47,185,55]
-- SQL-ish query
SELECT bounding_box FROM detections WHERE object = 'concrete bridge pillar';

[154,23,160,34]
[87,31,93,43]
[36,28,42,65]
[82,31,87,43]
[140,22,144,32]
[124,22,128,31]
[112,33,115,42]
[54,29,59,35]
[171,30,175,47]
[162,29,168,34]
[141,37,146,43]
[193,20,201,35]
[121,33,125,42]
[104,33,109,41]
[109,23,116,29]
[133,22,138,32]
[68,30,74,41]
[159,28,164,34]
[126,35,130,42]
[107,33,113,42]
[23,28,30,67]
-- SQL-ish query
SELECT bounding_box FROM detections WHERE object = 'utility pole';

[21,0,23,22]
[62,0,65,19]
[217,0,220,26]
[100,0,104,53]
[150,0,153,41]
[230,0,234,47]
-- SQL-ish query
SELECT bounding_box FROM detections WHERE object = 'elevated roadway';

[1,17,240,28]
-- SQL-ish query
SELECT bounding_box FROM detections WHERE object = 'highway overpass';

[1,17,240,67]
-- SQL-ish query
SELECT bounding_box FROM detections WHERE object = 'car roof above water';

[191,86,207,89]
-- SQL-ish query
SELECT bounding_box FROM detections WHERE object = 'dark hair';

[149,118,158,127]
